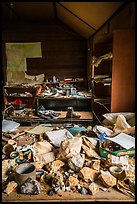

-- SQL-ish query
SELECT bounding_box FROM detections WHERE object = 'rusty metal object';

[3,144,14,156]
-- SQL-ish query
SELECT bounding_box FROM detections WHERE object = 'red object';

[13,99,23,109]
[14,99,23,105]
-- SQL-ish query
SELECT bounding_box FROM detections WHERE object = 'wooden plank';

[111,30,135,112]
[2,182,134,202]
[57,111,93,119]
[7,111,93,123]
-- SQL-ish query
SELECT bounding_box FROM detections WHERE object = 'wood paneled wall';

[2,20,87,82]
[26,39,87,80]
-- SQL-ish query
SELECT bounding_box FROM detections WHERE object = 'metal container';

[15,163,36,185]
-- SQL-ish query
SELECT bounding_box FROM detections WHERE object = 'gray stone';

[48,189,56,196]
[79,187,88,194]
[20,177,41,195]
[68,153,85,172]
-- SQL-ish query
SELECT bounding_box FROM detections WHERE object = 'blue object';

[99,132,108,142]
[68,126,87,136]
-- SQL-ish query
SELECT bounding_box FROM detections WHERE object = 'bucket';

[15,163,36,185]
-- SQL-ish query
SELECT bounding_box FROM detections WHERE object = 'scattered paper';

[110,155,129,166]
[26,124,53,135]
[82,136,98,146]
[107,133,135,149]
[45,129,74,147]
[93,125,113,136]
[2,119,20,132]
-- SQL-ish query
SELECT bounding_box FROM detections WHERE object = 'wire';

[93,111,102,125]
[95,101,110,112]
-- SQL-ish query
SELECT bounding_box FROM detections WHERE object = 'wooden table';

[2,125,134,202]
[2,182,134,202]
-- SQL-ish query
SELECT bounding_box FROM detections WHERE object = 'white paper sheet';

[107,132,135,149]
[2,119,20,132]
[45,129,74,147]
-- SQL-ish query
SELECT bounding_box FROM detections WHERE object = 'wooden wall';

[111,30,135,112]
[2,20,87,82]
[26,39,87,80]
[91,2,135,44]
[89,2,135,113]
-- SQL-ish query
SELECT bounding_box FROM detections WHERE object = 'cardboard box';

[100,147,135,158]
[99,132,135,158]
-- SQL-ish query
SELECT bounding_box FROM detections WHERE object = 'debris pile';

[2,112,135,199]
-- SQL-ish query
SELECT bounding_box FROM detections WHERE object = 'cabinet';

[36,96,93,124]
[36,79,93,124]
[4,85,42,109]
[91,30,135,121]
[111,30,135,112]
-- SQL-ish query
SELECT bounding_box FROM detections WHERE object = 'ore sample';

[78,186,89,194]
[20,177,41,195]
[48,188,56,196]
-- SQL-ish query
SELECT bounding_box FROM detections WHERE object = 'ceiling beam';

[53,2,58,19]
[57,2,96,31]
[89,2,130,39]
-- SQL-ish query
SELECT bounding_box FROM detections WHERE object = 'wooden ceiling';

[2,2,125,39]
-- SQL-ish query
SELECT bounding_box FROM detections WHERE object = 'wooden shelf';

[92,30,135,113]
[5,111,93,125]
[43,80,84,85]
[37,97,92,112]
[4,85,41,109]
[7,96,32,98]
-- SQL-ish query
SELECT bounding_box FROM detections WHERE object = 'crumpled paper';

[58,137,82,159]
[117,179,135,198]
[113,115,131,133]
